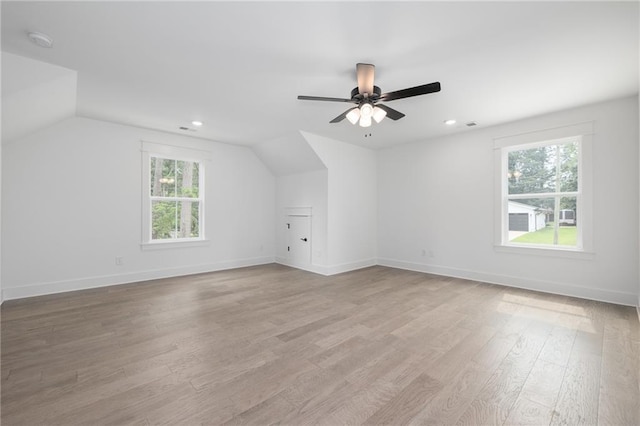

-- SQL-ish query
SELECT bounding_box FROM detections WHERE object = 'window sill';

[141,239,210,251]
[494,244,594,260]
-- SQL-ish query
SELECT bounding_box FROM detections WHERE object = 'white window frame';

[141,141,211,250]
[493,122,594,259]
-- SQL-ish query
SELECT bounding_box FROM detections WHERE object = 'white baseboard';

[3,256,638,310]
[275,257,329,275]
[1,256,275,301]
[378,258,638,307]
[325,258,377,275]
[275,257,377,276]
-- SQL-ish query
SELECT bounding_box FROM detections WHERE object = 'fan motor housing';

[351,86,381,102]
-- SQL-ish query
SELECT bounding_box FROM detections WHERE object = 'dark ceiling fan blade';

[356,63,375,95]
[375,104,405,120]
[298,95,355,103]
[330,107,357,123]
[380,82,441,102]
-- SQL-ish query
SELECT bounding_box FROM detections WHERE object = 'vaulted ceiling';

[2,1,638,148]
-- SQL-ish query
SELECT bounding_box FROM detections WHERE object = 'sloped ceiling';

[252,132,326,177]
[1,2,638,149]
[1,52,77,143]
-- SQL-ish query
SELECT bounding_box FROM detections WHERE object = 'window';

[141,142,210,247]
[504,138,580,247]
[494,122,593,255]
[150,157,201,240]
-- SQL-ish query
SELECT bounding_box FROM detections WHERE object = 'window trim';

[493,122,594,257]
[141,141,211,248]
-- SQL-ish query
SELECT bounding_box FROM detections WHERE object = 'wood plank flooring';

[1,264,639,425]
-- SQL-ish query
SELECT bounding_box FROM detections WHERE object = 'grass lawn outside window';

[511,224,577,246]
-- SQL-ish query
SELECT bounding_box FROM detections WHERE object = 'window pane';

[507,198,551,242]
[176,160,199,198]
[191,202,200,238]
[558,196,577,227]
[176,200,200,238]
[187,202,200,238]
[151,157,177,197]
[508,197,577,247]
[151,200,200,239]
[150,157,161,196]
[508,145,556,194]
[559,142,579,192]
[152,200,177,240]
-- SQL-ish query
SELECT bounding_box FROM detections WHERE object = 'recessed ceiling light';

[191,120,203,127]
[27,31,53,48]
[444,119,456,125]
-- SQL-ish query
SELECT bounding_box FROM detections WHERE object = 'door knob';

[300,238,308,242]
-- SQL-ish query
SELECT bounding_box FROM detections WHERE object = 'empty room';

[1,1,639,425]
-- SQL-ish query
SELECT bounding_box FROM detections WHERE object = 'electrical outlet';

[115,256,123,266]
[421,249,426,257]
[428,250,435,258]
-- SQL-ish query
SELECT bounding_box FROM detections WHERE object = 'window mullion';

[508,191,578,199]
[150,196,201,202]
[552,144,562,245]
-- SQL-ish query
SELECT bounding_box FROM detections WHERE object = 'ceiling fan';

[297,63,441,128]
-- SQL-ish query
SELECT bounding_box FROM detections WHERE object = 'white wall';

[1,116,275,300]
[304,132,378,274]
[275,170,328,273]
[0,30,2,304]
[378,96,639,306]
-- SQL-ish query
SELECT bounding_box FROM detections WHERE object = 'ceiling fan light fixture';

[372,106,387,123]
[297,62,440,126]
[346,108,361,125]
[359,115,372,128]
[360,103,374,119]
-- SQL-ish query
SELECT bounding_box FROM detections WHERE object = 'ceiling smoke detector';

[28,31,53,48]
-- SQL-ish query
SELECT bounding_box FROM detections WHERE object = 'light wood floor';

[1,264,639,425]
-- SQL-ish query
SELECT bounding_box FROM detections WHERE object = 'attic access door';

[287,214,311,268]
